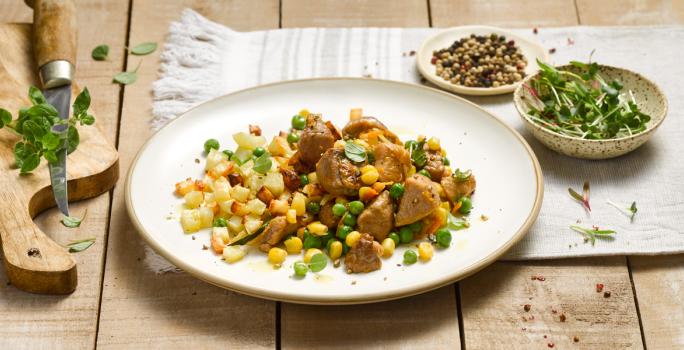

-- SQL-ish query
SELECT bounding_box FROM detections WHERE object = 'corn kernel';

[427,137,441,151]
[184,191,203,209]
[329,241,343,260]
[345,231,362,248]
[223,246,246,263]
[307,221,328,236]
[372,181,386,193]
[418,242,434,261]
[268,247,288,266]
[284,236,303,254]
[286,209,297,224]
[417,135,426,142]
[360,165,375,174]
[304,248,323,263]
[175,179,196,196]
[299,108,310,117]
[359,186,379,201]
[408,165,416,176]
[381,238,395,258]
[436,207,449,228]
[361,169,379,185]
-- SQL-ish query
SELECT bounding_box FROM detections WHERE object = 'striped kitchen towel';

[148,8,684,271]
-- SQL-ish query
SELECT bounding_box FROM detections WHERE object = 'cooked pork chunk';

[259,216,298,252]
[298,114,339,168]
[423,151,445,182]
[316,148,362,196]
[341,116,401,144]
[441,174,477,203]
[373,142,411,183]
[357,191,394,241]
[344,233,382,273]
[395,174,441,226]
[319,201,340,229]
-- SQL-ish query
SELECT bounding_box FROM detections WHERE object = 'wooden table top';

[1,1,683,349]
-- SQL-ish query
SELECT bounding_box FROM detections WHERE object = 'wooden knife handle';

[31,0,77,71]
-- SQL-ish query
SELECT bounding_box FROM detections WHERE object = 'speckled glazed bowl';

[513,64,667,159]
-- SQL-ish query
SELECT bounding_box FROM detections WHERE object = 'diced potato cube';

[212,227,230,243]
[208,160,233,178]
[245,198,267,215]
[233,132,267,150]
[244,215,263,233]
[256,186,274,204]
[230,201,251,216]
[211,231,225,253]
[184,191,203,209]
[180,209,201,233]
[238,159,254,178]
[198,207,214,228]
[264,172,285,196]
[268,136,293,157]
[175,178,196,196]
[223,246,246,263]
[227,215,244,233]
[291,192,307,216]
[230,185,250,202]
[196,175,214,192]
[206,149,228,171]
[247,174,265,193]
[204,192,216,205]
[268,199,289,216]
[308,172,318,184]
[233,147,253,163]
[213,177,231,202]
[218,199,235,214]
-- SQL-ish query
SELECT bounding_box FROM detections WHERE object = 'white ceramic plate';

[126,78,543,304]
[417,26,548,96]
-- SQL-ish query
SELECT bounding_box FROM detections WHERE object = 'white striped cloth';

[147,9,684,270]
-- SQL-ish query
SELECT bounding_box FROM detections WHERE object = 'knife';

[31,0,77,217]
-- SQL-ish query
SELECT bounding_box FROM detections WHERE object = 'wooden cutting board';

[0,23,119,294]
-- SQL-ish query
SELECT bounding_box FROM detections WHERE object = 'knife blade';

[31,0,78,217]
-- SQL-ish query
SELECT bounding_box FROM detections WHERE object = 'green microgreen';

[66,237,96,252]
[568,181,591,212]
[570,225,616,246]
[454,168,472,182]
[607,200,638,221]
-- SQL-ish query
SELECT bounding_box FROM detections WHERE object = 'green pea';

[212,217,228,227]
[458,197,473,214]
[222,149,234,158]
[294,261,308,277]
[343,214,357,227]
[300,174,310,186]
[332,203,347,217]
[443,157,450,166]
[291,115,307,130]
[287,133,300,143]
[252,147,266,157]
[435,228,452,248]
[337,225,353,240]
[203,138,219,154]
[303,234,322,249]
[348,201,365,215]
[408,221,423,233]
[306,201,321,215]
[403,250,418,265]
[388,232,401,246]
[399,226,414,244]
[417,169,432,179]
[389,183,405,200]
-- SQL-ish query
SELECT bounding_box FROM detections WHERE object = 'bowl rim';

[416,25,549,96]
[513,63,669,143]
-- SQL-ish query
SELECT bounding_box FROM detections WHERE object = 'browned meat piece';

[374,142,411,183]
[288,151,311,174]
[279,167,301,192]
[259,216,298,252]
[357,191,394,241]
[441,174,477,203]
[316,148,362,196]
[341,117,401,144]
[319,201,340,229]
[298,114,339,168]
[423,151,445,182]
[395,174,441,226]
[344,233,382,273]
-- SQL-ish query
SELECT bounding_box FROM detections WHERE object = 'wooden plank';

[460,257,643,349]
[577,0,684,25]
[279,2,461,349]
[95,1,279,348]
[630,255,684,349]
[282,0,429,27]
[430,0,578,27]
[0,0,128,348]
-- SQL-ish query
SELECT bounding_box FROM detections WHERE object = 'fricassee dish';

[174,109,476,276]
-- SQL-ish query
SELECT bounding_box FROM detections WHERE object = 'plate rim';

[125,77,544,305]
[416,25,549,96]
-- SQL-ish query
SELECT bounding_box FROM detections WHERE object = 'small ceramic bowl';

[513,64,668,159]
[417,25,548,96]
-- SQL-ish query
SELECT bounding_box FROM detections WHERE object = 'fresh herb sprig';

[568,181,591,212]
[570,225,616,245]
[607,200,638,221]
[523,58,651,139]
[66,237,96,253]
[344,141,367,163]
[0,87,95,173]
[404,139,427,167]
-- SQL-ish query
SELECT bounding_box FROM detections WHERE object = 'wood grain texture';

[430,0,579,27]
[460,257,643,349]
[32,0,77,67]
[577,0,684,25]
[282,0,429,27]
[630,255,684,349]
[96,1,279,348]
[0,0,128,348]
